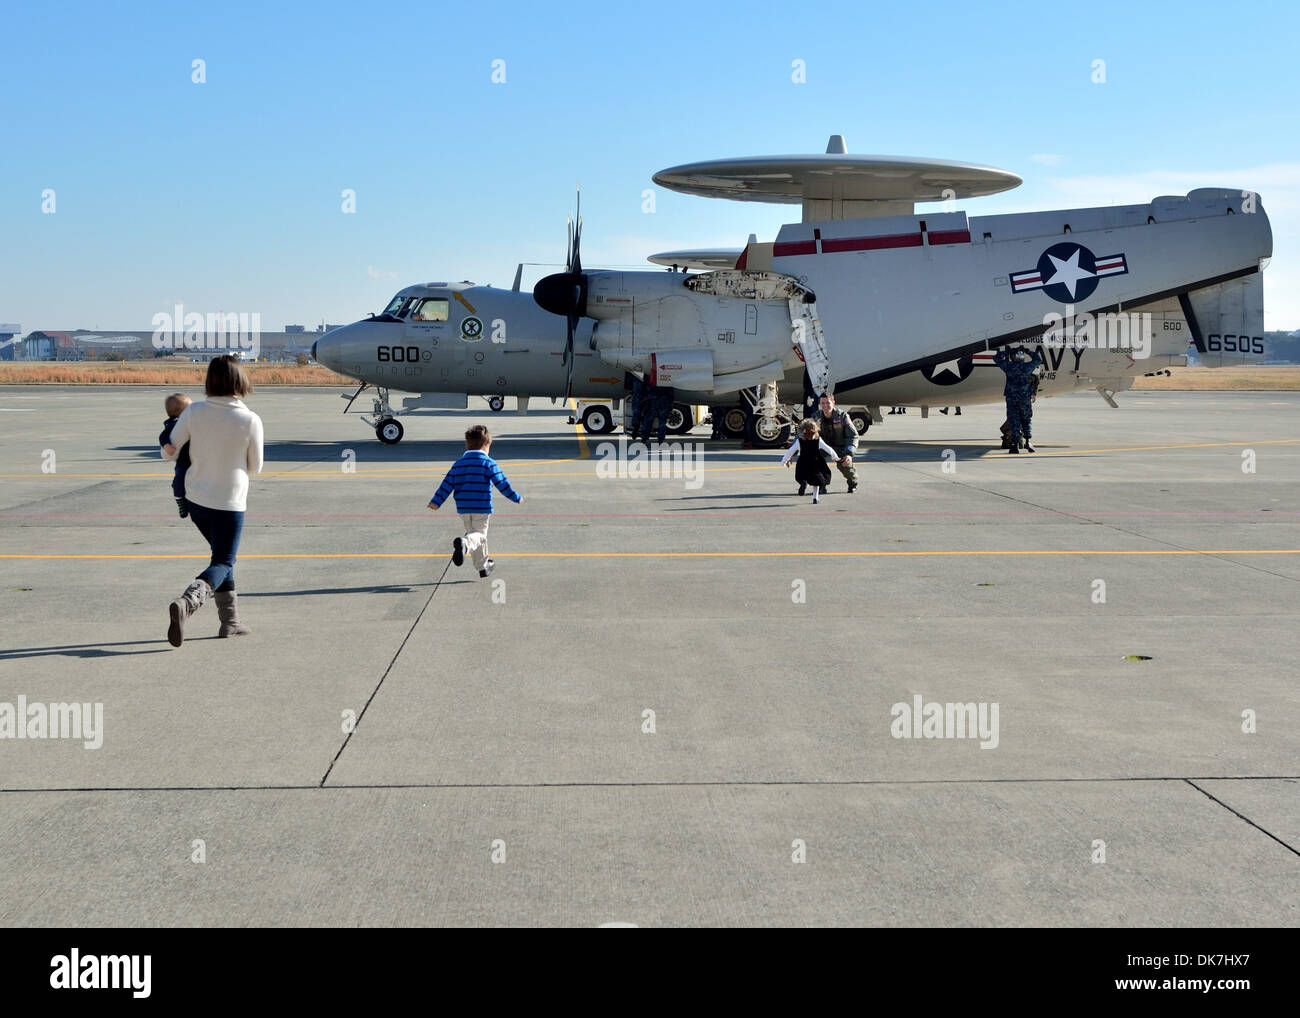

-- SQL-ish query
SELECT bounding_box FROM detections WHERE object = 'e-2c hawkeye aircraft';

[312,135,1272,446]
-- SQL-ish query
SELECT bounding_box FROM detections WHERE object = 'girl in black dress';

[780,418,842,503]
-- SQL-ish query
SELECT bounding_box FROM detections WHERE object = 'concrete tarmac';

[0,386,1297,926]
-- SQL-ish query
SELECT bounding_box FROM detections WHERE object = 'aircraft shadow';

[111,439,1035,466]
[860,443,1050,462]
[663,502,792,511]
[111,439,594,464]
[661,491,794,502]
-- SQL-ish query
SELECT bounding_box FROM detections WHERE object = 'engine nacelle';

[587,269,800,382]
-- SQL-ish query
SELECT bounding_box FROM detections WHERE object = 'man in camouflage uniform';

[809,392,859,492]
[994,345,1044,453]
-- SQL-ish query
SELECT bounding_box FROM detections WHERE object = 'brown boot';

[168,579,213,647]
[214,590,251,638]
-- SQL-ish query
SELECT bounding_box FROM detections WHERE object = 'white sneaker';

[479,558,495,578]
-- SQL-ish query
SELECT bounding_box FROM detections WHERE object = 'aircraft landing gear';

[487,395,505,412]
[740,382,794,449]
[357,386,408,444]
[743,413,791,449]
[718,405,748,439]
[376,418,404,445]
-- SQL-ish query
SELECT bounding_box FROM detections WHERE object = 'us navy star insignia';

[1043,249,1094,299]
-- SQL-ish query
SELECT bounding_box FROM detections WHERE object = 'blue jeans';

[186,502,245,592]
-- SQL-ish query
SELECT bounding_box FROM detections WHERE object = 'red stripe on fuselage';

[821,232,923,253]
[775,229,969,257]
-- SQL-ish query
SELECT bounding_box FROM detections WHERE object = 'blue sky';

[2,0,1297,331]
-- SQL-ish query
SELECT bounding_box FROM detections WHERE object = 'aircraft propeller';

[532,188,589,401]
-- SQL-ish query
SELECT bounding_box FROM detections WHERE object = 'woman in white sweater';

[162,356,264,647]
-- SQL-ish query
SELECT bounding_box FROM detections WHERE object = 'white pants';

[459,513,491,570]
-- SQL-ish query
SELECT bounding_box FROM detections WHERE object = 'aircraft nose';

[312,329,343,371]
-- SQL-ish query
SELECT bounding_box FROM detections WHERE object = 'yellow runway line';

[566,398,589,460]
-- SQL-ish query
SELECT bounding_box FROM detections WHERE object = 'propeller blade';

[571,186,582,275]
[563,312,577,401]
[531,187,589,382]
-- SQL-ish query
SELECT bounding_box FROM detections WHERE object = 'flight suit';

[994,348,1043,449]
[811,408,859,490]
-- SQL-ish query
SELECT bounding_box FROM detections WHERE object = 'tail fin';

[1179,272,1266,366]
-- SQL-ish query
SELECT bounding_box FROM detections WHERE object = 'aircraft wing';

[647,248,743,271]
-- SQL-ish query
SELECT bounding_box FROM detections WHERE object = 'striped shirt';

[430,450,521,515]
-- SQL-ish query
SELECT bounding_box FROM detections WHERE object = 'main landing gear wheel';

[721,406,748,439]
[376,418,404,445]
[744,414,791,449]
[487,395,505,412]
[849,410,871,435]
[581,404,615,434]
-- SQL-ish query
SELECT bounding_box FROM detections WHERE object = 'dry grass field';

[0,361,353,386]
[1131,365,1300,390]
[2,361,1297,391]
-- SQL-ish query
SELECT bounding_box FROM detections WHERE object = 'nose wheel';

[353,386,408,444]
[375,418,404,445]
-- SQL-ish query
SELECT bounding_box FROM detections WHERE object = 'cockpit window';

[383,294,417,317]
[411,298,450,322]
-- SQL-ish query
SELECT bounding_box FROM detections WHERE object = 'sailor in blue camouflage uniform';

[809,392,860,492]
[994,345,1044,453]
[642,383,674,443]
[627,375,647,441]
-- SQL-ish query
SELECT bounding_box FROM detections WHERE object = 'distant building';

[11,328,337,362]
[0,323,19,361]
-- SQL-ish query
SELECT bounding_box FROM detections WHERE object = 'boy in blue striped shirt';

[428,425,522,577]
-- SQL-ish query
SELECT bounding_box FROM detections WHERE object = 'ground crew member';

[810,392,859,492]
[642,383,674,443]
[627,375,646,440]
[994,345,1043,453]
